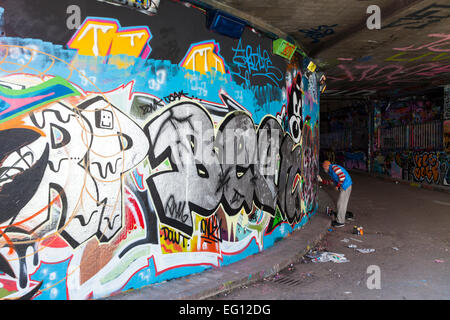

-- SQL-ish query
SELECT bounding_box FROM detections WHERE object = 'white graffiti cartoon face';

[96,108,114,129]
[287,73,303,144]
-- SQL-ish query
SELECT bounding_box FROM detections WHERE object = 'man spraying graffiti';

[319,160,353,227]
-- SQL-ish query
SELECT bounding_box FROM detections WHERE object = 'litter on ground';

[306,251,349,263]
[356,248,375,254]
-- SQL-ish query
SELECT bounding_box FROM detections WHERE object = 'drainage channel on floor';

[271,274,314,287]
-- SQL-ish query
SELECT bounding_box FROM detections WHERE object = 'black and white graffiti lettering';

[287,73,303,143]
[144,100,305,236]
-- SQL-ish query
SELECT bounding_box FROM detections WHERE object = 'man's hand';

[335,186,340,191]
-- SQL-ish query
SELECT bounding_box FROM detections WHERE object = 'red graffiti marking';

[393,34,450,53]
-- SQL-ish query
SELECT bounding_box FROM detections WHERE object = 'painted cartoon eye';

[292,92,298,113]
[289,116,301,143]
[188,135,196,154]
[195,162,209,178]
[236,165,252,179]
[293,92,301,116]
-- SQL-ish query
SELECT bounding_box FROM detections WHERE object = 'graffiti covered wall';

[0,0,320,299]
[319,101,369,172]
[371,150,449,186]
[371,95,449,188]
[320,91,449,189]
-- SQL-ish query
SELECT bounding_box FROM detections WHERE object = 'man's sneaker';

[330,211,354,221]
[332,221,345,228]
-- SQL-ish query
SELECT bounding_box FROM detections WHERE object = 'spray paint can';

[353,226,364,235]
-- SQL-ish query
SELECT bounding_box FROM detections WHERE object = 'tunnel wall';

[320,101,369,171]
[321,93,449,189]
[0,0,320,299]
[371,96,449,188]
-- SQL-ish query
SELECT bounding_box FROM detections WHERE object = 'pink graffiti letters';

[394,34,450,53]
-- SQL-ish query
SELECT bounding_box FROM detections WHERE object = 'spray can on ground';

[353,226,364,235]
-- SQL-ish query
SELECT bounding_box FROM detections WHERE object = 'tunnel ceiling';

[197,0,450,99]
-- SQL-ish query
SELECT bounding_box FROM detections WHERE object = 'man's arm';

[332,165,346,189]
[318,175,333,186]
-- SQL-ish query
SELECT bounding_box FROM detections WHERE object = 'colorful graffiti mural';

[412,152,441,184]
[179,40,227,75]
[369,93,448,187]
[0,1,320,300]
[372,151,449,186]
[68,17,152,58]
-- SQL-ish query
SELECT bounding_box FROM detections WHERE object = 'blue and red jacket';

[324,164,352,190]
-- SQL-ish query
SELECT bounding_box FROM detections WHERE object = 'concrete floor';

[209,172,450,300]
